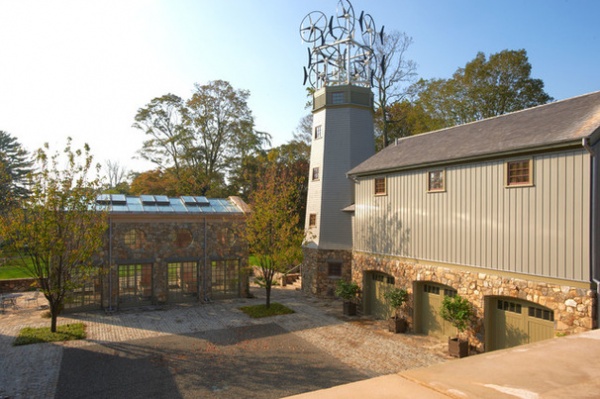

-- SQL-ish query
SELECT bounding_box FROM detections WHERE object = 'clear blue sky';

[1,0,598,174]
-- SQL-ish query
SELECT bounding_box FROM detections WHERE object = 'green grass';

[239,303,295,318]
[0,263,31,280]
[13,323,87,346]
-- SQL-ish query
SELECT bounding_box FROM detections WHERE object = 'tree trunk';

[50,303,59,333]
[265,283,271,309]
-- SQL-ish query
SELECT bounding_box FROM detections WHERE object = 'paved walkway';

[0,287,450,398]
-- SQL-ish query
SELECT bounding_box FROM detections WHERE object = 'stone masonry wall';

[100,215,248,309]
[353,252,595,351]
[302,247,353,297]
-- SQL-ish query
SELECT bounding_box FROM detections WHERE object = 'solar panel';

[194,196,210,206]
[96,194,111,205]
[110,194,127,205]
[181,196,196,205]
[154,195,170,205]
[140,195,156,204]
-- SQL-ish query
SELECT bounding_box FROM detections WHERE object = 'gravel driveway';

[0,286,450,398]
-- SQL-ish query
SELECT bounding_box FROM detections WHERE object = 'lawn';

[239,302,295,318]
[0,259,31,280]
[13,323,87,346]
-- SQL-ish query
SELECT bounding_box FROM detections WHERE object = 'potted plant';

[384,287,409,333]
[335,279,360,316]
[439,294,473,358]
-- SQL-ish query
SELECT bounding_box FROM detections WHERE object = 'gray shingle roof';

[348,90,600,176]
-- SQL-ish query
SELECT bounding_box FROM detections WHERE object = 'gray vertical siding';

[354,149,591,282]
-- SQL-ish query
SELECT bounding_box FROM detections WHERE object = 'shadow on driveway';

[56,323,368,399]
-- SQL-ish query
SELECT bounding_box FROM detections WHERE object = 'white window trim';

[427,169,446,193]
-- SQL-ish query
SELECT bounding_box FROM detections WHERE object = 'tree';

[413,49,553,128]
[0,138,107,332]
[129,168,179,196]
[133,94,188,175]
[372,31,418,148]
[0,131,33,212]
[374,100,446,150]
[104,160,130,194]
[246,166,304,308]
[185,80,268,195]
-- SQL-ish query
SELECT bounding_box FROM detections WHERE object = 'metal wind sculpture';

[300,0,384,89]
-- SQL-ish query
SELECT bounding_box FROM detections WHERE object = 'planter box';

[343,301,357,316]
[448,337,469,358]
[388,317,408,333]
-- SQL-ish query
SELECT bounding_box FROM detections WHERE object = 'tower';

[300,0,379,295]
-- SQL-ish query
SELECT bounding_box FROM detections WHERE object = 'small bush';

[239,303,295,318]
[13,323,87,346]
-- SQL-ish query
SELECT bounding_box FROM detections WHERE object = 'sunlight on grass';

[239,303,295,318]
[13,323,87,346]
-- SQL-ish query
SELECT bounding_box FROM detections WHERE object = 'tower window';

[374,177,386,195]
[312,167,320,181]
[332,92,345,104]
[314,125,322,139]
[309,213,317,227]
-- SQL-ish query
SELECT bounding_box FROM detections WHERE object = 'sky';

[1,0,599,176]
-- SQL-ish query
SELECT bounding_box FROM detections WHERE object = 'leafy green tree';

[246,165,304,308]
[133,93,188,175]
[374,100,445,150]
[0,138,107,332]
[373,31,417,148]
[413,49,553,127]
[0,131,33,212]
[185,80,270,195]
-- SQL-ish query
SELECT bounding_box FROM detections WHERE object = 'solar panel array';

[95,194,242,214]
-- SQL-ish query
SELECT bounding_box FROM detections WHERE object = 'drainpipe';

[583,138,599,328]
[108,215,113,312]
[203,217,209,302]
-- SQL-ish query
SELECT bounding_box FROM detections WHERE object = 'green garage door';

[417,282,456,339]
[366,272,395,319]
[488,297,554,351]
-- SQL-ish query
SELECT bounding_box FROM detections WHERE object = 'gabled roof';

[348,90,600,176]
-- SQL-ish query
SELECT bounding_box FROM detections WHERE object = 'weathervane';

[300,0,383,89]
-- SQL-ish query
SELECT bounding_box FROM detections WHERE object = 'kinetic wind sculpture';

[300,0,384,89]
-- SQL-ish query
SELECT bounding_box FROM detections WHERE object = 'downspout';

[583,138,599,328]
[108,215,113,312]
[203,217,209,302]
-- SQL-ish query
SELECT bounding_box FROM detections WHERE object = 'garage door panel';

[418,283,456,339]
[366,272,395,319]
[489,298,554,351]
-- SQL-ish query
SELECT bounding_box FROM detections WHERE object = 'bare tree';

[105,160,127,189]
[373,30,418,148]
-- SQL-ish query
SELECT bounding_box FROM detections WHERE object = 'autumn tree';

[372,31,417,148]
[0,131,33,212]
[0,139,107,332]
[412,49,553,128]
[246,166,304,308]
[103,160,130,194]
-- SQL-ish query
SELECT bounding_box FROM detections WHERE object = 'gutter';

[583,137,599,329]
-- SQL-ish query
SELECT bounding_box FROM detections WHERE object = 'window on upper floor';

[506,159,533,187]
[308,213,317,227]
[332,91,345,104]
[374,177,386,195]
[312,167,320,181]
[428,169,445,192]
[314,125,322,139]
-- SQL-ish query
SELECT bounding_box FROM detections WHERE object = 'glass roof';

[95,194,243,214]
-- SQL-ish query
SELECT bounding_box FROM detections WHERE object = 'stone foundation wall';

[302,247,352,297]
[0,278,38,293]
[353,252,595,349]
